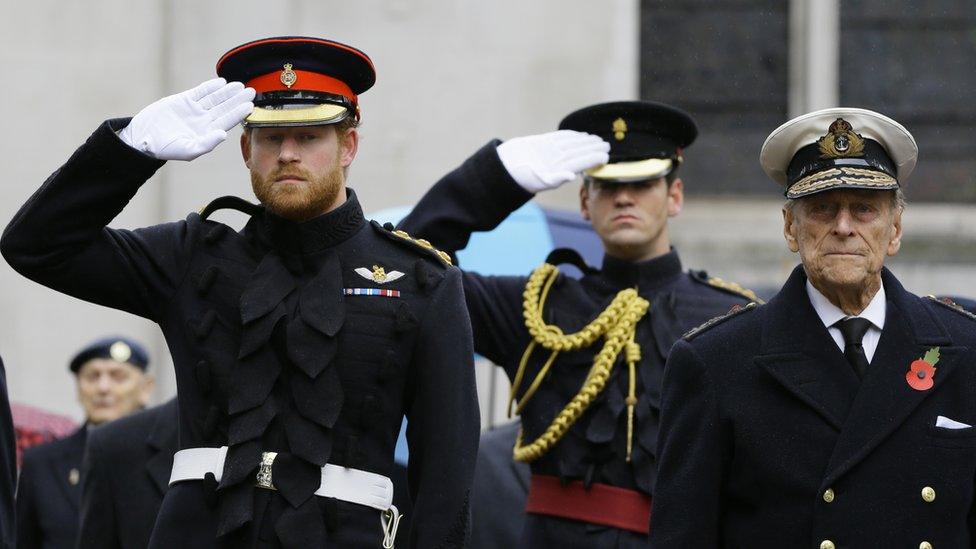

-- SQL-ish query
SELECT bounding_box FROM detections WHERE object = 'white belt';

[169,446,403,547]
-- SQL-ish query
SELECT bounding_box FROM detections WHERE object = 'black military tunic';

[1,119,479,548]
[399,141,755,547]
[78,398,179,549]
[650,266,976,548]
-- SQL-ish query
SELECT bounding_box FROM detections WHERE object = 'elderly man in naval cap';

[650,107,976,549]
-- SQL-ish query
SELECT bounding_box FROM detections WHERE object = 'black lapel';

[52,427,87,511]
[754,266,861,431]
[821,269,965,487]
[145,399,180,495]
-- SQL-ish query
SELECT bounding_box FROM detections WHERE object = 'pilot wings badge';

[355,265,405,284]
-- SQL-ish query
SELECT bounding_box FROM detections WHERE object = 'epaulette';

[925,295,976,322]
[683,301,758,341]
[690,270,764,304]
[370,221,453,267]
[198,196,263,220]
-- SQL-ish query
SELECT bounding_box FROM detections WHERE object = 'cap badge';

[818,118,865,159]
[68,468,80,486]
[612,118,628,141]
[109,341,132,363]
[280,63,297,88]
[354,266,405,285]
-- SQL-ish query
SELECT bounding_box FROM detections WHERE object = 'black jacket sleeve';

[0,119,192,321]
[14,455,41,549]
[648,339,728,548]
[76,430,120,549]
[0,359,14,549]
[405,267,480,548]
[398,142,535,368]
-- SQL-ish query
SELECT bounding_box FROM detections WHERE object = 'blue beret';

[69,336,150,374]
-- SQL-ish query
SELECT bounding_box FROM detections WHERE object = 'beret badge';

[109,341,132,363]
[818,117,865,159]
[279,63,297,88]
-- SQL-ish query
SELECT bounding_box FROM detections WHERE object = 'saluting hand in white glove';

[119,78,256,161]
[496,130,610,194]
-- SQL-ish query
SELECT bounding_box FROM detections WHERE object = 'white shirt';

[806,280,886,363]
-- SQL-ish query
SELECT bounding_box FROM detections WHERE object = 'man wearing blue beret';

[16,337,152,549]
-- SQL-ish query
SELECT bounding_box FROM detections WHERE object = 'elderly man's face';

[783,188,903,292]
[76,359,153,425]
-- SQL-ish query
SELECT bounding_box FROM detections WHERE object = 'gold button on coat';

[921,486,936,502]
[823,488,835,503]
[820,541,835,549]
[920,541,933,549]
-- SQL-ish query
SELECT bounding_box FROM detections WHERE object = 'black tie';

[837,317,872,379]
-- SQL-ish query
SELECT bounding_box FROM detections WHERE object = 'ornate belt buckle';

[255,451,278,490]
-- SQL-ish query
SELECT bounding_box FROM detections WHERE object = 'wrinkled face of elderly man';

[783,188,903,312]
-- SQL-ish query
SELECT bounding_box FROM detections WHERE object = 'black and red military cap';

[559,101,697,183]
[216,36,375,128]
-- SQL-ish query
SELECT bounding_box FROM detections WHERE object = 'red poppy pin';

[906,347,940,391]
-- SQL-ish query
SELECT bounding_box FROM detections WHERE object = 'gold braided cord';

[624,331,640,462]
[511,263,649,463]
[512,349,559,416]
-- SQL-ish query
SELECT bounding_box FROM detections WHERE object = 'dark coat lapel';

[821,269,965,487]
[754,266,861,431]
[54,427,87,511]
[145,399,180,495]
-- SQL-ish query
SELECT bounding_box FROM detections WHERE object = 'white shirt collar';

[806,279,886,331]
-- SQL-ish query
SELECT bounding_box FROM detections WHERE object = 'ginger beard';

[250,147,345,222]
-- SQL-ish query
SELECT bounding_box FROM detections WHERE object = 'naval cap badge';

[818,117,865,159]
[280,63,297,88]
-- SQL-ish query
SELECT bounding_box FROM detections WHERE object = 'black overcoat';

[0,357,16,549]
[16,427,86,549]
[470,422,529,549]
[650,265,976,548]
[1,119,479,549]
[77,398,178,549]
[399,142,754,548]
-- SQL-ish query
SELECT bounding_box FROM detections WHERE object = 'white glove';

[119,78,255,161]
[496,130,610,193]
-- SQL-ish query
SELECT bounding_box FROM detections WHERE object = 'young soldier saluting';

[400,101,759,548]
[2,36,478,549]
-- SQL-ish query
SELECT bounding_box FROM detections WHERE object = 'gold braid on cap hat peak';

[510,263,649,463]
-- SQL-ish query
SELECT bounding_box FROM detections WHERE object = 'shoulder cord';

[509,263,649,463]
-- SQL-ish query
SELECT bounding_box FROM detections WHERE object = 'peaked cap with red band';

[216,36,376,127]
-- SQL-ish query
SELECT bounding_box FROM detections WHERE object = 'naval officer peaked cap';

[216,36,376,128]
[558,101,697,183]
[760,107,918,199]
